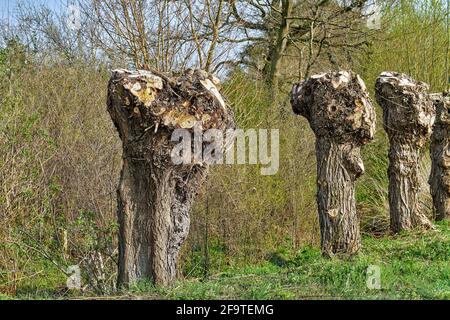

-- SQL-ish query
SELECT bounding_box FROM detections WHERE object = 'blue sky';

[0,0,64,23]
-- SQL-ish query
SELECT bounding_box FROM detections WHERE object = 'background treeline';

[0,0,448,294]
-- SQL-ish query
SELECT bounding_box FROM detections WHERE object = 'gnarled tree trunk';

[107,69,234,287]
[429,92,450,221]
[375,72,435,233]
[291,71,376,257]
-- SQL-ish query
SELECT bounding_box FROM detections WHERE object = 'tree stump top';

[375,72,435,146]
[290,70,376,145]
[108,69,234,139]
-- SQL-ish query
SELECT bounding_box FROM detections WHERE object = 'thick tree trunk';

[291,71,376,257]
[108,69,234,287]
[116,154,205,286]
[387,141,426,231]
[316,137,364,256]
[429,92,450,221]
[375,72,435,233]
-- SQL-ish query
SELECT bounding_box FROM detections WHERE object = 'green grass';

[4,221,450,300]
[126,221,450,300]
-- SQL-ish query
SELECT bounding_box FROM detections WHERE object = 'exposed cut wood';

[107,69,234,287]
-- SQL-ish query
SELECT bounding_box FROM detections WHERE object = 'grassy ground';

[2,221,449,300]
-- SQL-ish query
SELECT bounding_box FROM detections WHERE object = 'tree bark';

[108,69,234,287]
[315,137,365,256]
[291,71,376,257]
[375,72,435,233]
[387,142,426,230]
[268,0,293,93]
[429,92,450,221]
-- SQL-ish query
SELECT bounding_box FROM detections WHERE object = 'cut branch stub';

[107,69,234,287]
[291,71,376,257]
[375,72,435,233]
[429,92,450,221]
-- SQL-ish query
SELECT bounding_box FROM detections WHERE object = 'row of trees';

[1,0,449,293]
[293,70,448,259]
[110,68,448,286]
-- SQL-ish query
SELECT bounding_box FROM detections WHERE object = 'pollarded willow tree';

[107,69,234,286]
[375,72,435,233]
[290,71,376,257]
[429,92,450,221]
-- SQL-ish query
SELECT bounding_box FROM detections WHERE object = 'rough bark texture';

[291,71,376,257]
[429,92,450,221]
[375,72,435,233]
[107,69,234,287]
